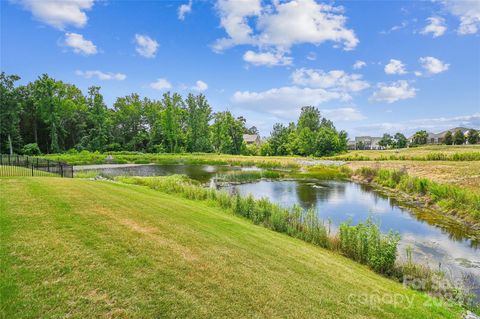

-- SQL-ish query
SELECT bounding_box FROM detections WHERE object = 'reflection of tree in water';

[295,180,346,209]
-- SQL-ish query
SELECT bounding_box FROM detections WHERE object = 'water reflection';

[226,180,480,289]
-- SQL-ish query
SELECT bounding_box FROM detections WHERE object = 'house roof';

[243,134,260,142]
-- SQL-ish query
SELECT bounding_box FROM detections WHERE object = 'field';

[0,177,463,318]
[326,145,480,161]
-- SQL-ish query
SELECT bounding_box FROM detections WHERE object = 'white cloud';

[243,50,292,66]
[150,78,172,90]
[64,32,97,55]
[420,17,447,37]
[380,20,408,34]
[291,68,369,93]
[418,56,449,75]
[135,34,159,58]
[16,0,94,30]
[384,59,407,75]
[353,60,366,70]
[75,70,126,80]
[321,108,366,121]
[192,80,208,92]
[214,0,358,61]
[369,80,416,103]
[442,0,480,35]
[232,86,349,118]
[178,0,192,20]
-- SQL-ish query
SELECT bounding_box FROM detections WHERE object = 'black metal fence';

[0,154,73,178]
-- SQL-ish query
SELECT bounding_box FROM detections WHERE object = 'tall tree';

[444,131,453,145]
[160,92,185,153]
[378,133,393,148]
[185,94,212,152]
[83,86,111,151]
[393,133,408,148]
[453,130,466,145]
[112,93,148,151]
[297,106,320,132]
[467,129,479,145]
[412,130,428,145]
[0,72,22,155]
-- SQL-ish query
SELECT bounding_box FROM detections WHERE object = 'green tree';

[453,130,465,145]
[444,131,453,145]
[112,94,148,151]
[393,133,408,148]
[210,111,245,154]
[297,106,320,131]
[185,94,212,152]
[269,123,292,155]
[378,134,393,148]
[160,92,185,153]
[83,86,111,151]
[0,72,22,155]
[412,130,428,145]
[467,129,479,144]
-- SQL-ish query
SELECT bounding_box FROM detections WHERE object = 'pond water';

[76,164,479,295]
[75,164,260,183]
[224,180,480,295]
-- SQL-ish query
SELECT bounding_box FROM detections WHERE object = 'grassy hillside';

[0,177,462,318]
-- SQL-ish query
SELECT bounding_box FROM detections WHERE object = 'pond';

[224,179,480,296]
[76,164,479,295]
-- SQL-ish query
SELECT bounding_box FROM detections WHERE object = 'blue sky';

[1,0,479,137]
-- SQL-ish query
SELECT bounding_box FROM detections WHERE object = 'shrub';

[21,143,41,156]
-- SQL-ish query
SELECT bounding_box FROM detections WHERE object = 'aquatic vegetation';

[355,167,480,221]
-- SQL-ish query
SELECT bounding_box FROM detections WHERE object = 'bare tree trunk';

[8,134,13,155]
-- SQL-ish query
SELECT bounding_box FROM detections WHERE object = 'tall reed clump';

[339,218,400,275]
[355,168,480,220]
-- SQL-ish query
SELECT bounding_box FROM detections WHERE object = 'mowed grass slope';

[1,178,462,318]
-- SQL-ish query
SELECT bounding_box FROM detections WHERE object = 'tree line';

[0,72,348,157]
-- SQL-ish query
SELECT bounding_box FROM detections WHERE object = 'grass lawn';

[0,177,463,318]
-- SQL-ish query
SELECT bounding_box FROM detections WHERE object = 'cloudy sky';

[2,0,479,137]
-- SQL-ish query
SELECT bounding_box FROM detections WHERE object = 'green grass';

[355,167,480,224]
[0,177,464,318]
[0,165,56,177]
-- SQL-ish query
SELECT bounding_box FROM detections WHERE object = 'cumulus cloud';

[75,70,126,80]
[418,56,450,75]
[150,78,172,91]
[243,50,292,66]
[135,34,159,58]
[213,0,358,64]
[291,68,369,93]
[420,17,447,37]
[384,59,407,75]
[16,0,94,30]
[178,0,192,20]
[369,80,416,103]
[232,86,349,118]
[192,80,208,92]
[442,0,480,35]
[353,60,366,70]
[321,107,366,121]
[64,32,97,55]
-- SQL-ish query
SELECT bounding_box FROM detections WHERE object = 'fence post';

[8,154,11,165]
[32,163,34,176]
[60,163,64,177]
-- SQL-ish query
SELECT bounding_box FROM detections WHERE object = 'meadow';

[0,177,465,318]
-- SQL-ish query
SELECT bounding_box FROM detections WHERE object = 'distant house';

[347,140,356,150]
[243,134,261,146]
[410,127,472,144]
[354,136,384,150]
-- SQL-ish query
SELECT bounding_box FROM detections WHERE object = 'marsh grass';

[355,168,480,220]
[215,170,283,183]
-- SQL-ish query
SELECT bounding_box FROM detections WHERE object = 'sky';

[1,0,479,138]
